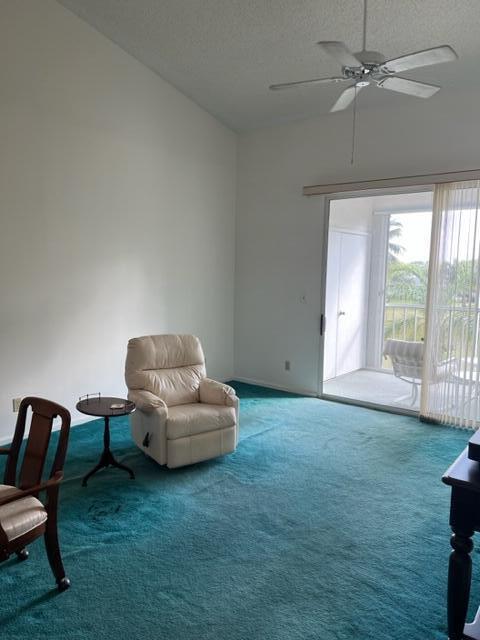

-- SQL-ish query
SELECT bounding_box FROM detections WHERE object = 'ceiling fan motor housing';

[343,50,387,81]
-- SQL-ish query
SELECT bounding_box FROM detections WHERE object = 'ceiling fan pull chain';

[350,84,358,165]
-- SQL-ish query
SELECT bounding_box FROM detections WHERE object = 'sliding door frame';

[319,184,434,417]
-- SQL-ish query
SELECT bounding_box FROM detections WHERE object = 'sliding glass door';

[321,189,433,413]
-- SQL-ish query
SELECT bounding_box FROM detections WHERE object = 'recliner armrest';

[199,378,238,407]
[128,389,168,414]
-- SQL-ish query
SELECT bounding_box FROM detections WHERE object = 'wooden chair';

[0,397,71,591]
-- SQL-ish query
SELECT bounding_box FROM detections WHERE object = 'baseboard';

[231,376,317,398]
[0,376,308,446]
[0,414,99,446]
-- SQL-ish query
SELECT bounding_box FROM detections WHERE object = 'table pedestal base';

[82,415,135,486]
[82,448,135,487]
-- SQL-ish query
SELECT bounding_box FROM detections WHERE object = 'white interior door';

[336,233,370,376]
[324,230,370,381]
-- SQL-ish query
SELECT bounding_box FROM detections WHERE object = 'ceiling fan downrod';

[362,0,368,53]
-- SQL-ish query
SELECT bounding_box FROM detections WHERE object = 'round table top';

[76,396,135,418]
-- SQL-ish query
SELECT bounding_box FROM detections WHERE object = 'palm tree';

[388,219,405,262]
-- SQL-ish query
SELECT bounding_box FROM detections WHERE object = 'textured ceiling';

[57,0,480,131]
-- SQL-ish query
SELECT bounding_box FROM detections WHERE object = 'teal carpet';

[0,383,477,639]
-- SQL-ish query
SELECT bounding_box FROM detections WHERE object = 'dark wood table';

[76,396,135,487]
[443,437,480,639]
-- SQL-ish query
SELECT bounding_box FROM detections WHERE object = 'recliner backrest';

[125,335,206,406]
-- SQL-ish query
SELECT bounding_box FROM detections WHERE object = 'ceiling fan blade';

[378,76,440,98]
[317,41,362,68]
[269,77,347,91]
[383,45,457,73]
[330,84,365,112]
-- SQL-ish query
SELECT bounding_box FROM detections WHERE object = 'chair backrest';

[383,339,424,380]
[125,334,206,406]
[3,397,71,490]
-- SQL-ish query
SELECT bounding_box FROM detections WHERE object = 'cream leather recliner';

[125,335,239,468]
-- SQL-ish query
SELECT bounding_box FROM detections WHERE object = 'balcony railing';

[384,303,426,343]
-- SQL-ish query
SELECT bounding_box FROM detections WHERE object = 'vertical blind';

[421,180,480,428]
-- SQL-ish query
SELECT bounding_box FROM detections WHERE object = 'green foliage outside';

[383,217,477,362]
[384,219,428,345]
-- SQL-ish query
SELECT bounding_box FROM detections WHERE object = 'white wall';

[0,0,237,439]
[235,89,480,394]
[329,197,374,234]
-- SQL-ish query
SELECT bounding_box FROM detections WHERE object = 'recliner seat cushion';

[0,485,47,541]
[166,404,236,440]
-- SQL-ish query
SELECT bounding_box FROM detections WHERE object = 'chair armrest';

[199,378,238,407]
[0,471,63,507]
[128,389,167,414]
[0,448,10,456]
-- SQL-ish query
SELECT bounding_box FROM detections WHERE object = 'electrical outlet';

[285,360,291,371]
[12,397,22,413]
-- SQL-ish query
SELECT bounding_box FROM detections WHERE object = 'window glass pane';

[383,211,432,369]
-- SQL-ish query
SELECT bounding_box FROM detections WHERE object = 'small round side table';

[76,395,136,487]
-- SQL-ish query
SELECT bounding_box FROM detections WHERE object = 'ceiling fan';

[269,0,458,113]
